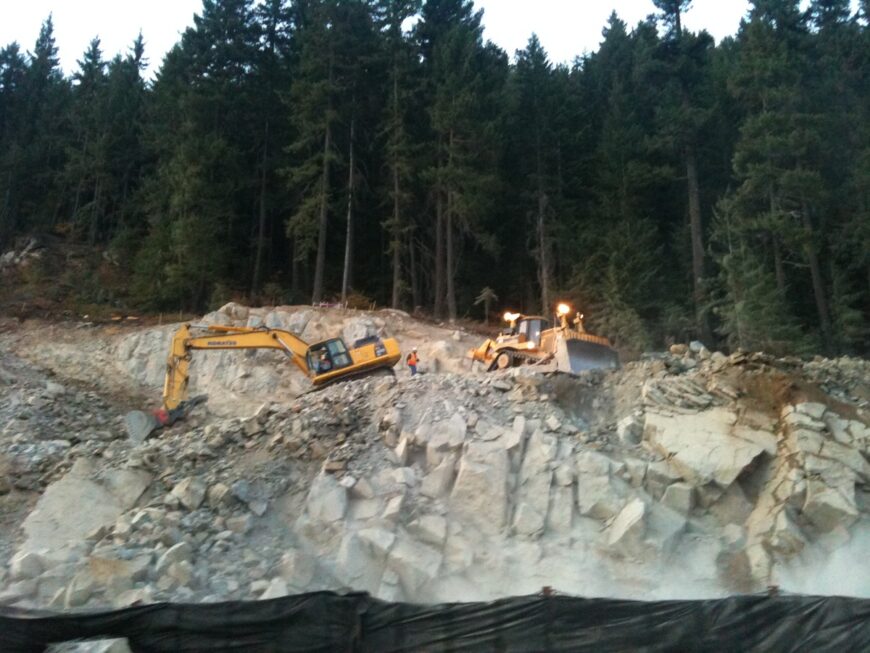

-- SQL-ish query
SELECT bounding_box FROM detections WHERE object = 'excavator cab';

[307,338,353,374]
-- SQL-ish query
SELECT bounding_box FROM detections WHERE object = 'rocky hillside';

[1,305,868,613]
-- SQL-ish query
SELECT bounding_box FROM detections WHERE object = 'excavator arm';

[163,324,312,410]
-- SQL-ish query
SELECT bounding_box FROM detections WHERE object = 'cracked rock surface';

[1,305,869,619]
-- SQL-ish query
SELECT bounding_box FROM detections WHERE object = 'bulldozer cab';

[516,317,549,346]
[307,338,353,374]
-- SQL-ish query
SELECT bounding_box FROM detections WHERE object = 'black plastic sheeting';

[2,591,869,652]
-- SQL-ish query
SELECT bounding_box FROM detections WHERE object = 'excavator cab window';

[518,319,548,347]
[308,338,353,375]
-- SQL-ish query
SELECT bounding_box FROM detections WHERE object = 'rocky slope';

[1,305,869,615]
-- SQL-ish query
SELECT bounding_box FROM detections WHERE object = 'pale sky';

[0,0,853,78]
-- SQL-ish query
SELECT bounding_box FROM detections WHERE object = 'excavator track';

[304,365,396,394]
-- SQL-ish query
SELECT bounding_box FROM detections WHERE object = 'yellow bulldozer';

[124,323,401,441]
[468,303,619,374]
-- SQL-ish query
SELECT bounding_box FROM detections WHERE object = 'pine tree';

[284,0,340,304]
[710,202,813,355]
[651,0,716,343]
[511,35,559,315]
[727,0,834,352]
[375,0,421,309]
[0,43,28,242]
[17,16,70,232]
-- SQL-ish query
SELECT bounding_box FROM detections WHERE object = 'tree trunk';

[311,62,333,305]
[801,206,832,352]
[686,144,711,342]
[291,237,300,295]
[341,112,355,304]
[434,179,445,318]
[769,191,786,294]
[535,132,550,315]
[390,70,402,310]
[88,179,101,245]
[252,120,269,297]
[408,230,420,311]
[446,130,457,322]
[391,161,402,308]
[772,236,786,294]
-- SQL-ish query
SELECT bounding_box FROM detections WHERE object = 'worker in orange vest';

[407,347,419,376]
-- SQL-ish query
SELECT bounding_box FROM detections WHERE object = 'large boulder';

[450,442,509,535]
[306,473,348,523]
[342,317,380,345]
[18,459,151,559]
[644,407,776,488]
[575,451,628,521]
[386,537,443,597]
[605,499,647,557]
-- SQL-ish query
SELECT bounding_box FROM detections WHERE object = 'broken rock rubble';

[2,314,869,609]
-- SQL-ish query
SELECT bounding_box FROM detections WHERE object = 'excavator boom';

[162,324,313,411]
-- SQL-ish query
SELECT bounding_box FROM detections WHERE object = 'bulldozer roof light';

[557,303,571,316]
[503,312,521,322]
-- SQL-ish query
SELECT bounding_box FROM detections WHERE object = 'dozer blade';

[124,410,162,444]
[556,338,620,374]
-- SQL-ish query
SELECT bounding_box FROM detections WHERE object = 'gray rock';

[226,515,252,534]
[617,414,643,446]
[606,499,646,556]
[661,483,694,515]
[19,459,152,559]
[305,473,347,523]
[547,485,574,533]
[155,542,193,575]
[387,538,442,596]
[207,482,231,508]
[278,550,316,589]
[10,551,45,580]
[408,515,447,547]
[450,443,509,535]
[113,587,153,608]
[171,478,206,510]
[794,402,827,420]
[645,407,774,488]
[420,458,455,498]
[65,570,96,607]
[0,579,38,603]
[802,478,859,532]
[260,577,289,599]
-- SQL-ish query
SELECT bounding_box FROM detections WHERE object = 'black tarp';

[2,591,869,652]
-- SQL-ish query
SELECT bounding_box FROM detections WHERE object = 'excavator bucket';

[124,395,208,443]
[124,410,162,444]
[555,338,620,374]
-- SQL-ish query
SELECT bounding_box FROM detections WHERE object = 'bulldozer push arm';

[163,324,312,411]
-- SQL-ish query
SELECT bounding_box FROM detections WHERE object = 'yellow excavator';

[124,323,401,442]
[468,302,619,374]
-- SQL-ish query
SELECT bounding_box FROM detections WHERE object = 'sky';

[0,0,856,78]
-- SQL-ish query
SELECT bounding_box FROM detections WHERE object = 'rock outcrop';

[1,307,869,610]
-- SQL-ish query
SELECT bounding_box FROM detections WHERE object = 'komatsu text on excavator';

[468,302,619,375]
[124,324,401,442]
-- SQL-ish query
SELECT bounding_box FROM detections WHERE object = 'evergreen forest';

[1,0,868,356]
